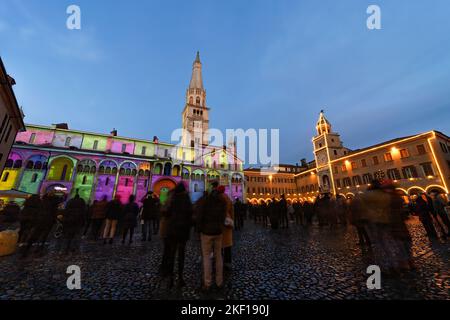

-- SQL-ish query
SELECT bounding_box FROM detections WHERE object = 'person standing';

[293,201,303,226]
[430,192,450,237]
[159,182,193,288]
[349,194,371,247]
[90,196,108,241]
[103,195,123,244]
[287,203,295,225]
[197,181,227,291]
[18,195,41,244]
[268,199,278,229]
[415,193,438,240]
[279,195,288,228]
[222,188,234,270]
[141,192,160,241]
[303,201,314,226]
[233,198,243,231]
[62,194,86,254]
[121,195,139,244]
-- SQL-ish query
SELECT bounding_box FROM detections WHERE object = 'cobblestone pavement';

[0,216,448,300]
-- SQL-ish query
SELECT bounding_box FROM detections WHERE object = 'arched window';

[4,159,13,168]
[13,160,22,168]
[26,161,34,169]
[31,173,38,183]
[194,183,199,192]
[163,163,172,176]
[125,178,129,187]
[34,161,42,170]
[189,96,193,104]
[65,137,71,147]
[2,172,9,182]
[196,96,201,105]
[82,176,87,184]
[99,166,105,174]
[105,177,110,186]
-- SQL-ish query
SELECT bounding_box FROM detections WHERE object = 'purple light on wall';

[115,176,135,204]
[94,175,116,201]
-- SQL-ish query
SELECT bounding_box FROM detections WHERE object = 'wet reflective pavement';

[0,217,448,300]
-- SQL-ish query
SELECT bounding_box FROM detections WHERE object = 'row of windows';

[335,163,435,188]
[205,162,240,171]
[188,96,203,106]
[31,135,166,157]
[192,109,204,116]
[299,184,319,193]
[250,187,297,195]
[336,144,429,173]
[246,176,295,184]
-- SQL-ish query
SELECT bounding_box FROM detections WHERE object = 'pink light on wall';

[16,130,54,145]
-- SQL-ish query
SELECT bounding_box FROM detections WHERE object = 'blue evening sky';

[1,0,449,166]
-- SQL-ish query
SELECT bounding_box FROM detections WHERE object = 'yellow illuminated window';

[400,148,410,158]
[384,153,393,162]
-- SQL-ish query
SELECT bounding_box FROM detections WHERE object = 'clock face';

[316,151,328,165]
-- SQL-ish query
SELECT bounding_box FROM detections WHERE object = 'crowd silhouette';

[0,178,449,288]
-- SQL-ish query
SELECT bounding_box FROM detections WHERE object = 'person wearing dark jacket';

[62,194,86,253]
[90,196,108,240]
[18,195,41,243]
[349,195,371,246]
[233,198,244,230]
[103,196,123,244]
[141,192,160,241]
[279,195,288,228]
[415,193,437,239]
[159,182,193,288]
[196,181,226,291]
[430,192,450,237]
[121,195,139,244]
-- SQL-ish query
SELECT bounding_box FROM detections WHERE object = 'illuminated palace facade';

[245,112,450,204]
[0,53,245,205]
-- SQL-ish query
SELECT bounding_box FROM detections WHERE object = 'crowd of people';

[0,181,240,292]
[0,177,449,285]
[247,179,450,275]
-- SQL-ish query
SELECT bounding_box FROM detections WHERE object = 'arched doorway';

[153,178,176,205]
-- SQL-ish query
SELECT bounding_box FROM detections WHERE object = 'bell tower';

[182,52,210,147]
[312,110,345,194]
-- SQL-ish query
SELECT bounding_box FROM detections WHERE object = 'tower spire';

[189,51,203,89]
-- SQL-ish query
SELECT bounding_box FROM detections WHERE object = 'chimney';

[53,123,69,130]
[300,158,307,167]
[110,128,117,136]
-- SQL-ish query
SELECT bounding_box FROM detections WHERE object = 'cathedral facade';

[0,53,244,205]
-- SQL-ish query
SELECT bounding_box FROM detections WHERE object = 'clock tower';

[182,51,210,148]
[312,111,346,194]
